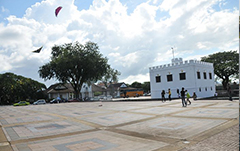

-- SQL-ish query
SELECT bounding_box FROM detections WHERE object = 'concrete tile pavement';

[0,99,239,151]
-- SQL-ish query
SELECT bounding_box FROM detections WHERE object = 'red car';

[68,98,81,102]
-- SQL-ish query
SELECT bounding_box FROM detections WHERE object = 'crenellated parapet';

[149,58,213,71]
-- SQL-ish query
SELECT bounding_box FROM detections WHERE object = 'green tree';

[0,72,46,105]
[101,68,121,96]
[142,82,150,93]
[130,81,142,88]
[201,50,239,90]
[39,41,109,98]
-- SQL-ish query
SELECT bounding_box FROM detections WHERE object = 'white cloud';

[120,73,150,84]
[0,0,238,87]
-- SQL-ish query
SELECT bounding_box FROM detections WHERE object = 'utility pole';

[171,47,174,59]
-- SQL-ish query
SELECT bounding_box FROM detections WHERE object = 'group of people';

[161,87,197,107]
[161,89,171,102]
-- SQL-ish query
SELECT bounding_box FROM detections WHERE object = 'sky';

[0,0,239,87]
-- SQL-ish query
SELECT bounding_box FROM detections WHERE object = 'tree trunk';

[75,91,80,99]
[72,83,82,99]
[222,78,229,90]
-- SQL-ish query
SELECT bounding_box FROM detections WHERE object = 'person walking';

[168,88,171,101]
[161,90,166,102]
[180,87,187,107]
[186,91,191,105]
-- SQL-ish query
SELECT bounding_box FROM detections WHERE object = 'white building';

[149,58,215,99]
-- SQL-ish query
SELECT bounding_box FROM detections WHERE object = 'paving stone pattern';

[0,99,238,151]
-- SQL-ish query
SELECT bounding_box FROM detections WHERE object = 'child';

[193,92,197,100]
[168,88,171,101]
[186,91,191,105]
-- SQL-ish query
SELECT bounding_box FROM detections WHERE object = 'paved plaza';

[0,99,239,151]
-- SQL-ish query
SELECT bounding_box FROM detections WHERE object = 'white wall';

[149,59,215,99]
[194,63,215,98]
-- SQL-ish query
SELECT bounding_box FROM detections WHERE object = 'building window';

[209,73,212,79]
[203,72,207,79]
[156,76,161,83]
[197,71,201,79]
[205,87,207,91]
[199,88,201,92]
[179,73,186,80]
[167,75,173,82]
[211,87,213,91]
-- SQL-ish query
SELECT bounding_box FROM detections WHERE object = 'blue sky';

[0,0,239,87]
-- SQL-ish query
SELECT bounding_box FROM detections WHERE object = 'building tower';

[149,58,215,99]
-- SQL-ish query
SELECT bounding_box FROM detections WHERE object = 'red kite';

[55,6,62,17]
[32,46,43,53]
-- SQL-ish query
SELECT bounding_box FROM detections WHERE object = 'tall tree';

[201,50,239,90]
[39,41,109,98]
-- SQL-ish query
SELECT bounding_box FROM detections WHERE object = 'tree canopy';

[130,81,142,88]
[39,41,110,98]
[129,81,150,93]
[201,50,239,89]
[0,72,47,105]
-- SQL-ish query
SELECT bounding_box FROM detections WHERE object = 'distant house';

[47,83,106,100]
[107,82,128,97]
[106,82,143,97]
[47,83,75,100]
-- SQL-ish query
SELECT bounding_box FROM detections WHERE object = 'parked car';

[84,97,91,101]
[50,99,58,104]
[90,97,99,101]
[143,93,151,96]
[98,95,105,99]
[33,99,46,105]
[50,98,67,104]
[68,98,81,103]
[99,95,112,100]
[13,101,30,106]
[106,95,113,100]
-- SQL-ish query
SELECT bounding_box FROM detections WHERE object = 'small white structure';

[80,83,106,99]
[149,58,215,99]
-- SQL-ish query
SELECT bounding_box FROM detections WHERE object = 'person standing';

[123,90,127,98]
[180,87,187,107]
[214,92,218,99]
[177,89,180,98]
[161,90,166,102]
[227,86,233,101]
[168,88,171,101]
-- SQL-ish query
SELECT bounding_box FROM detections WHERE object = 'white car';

[33,99,46,105]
